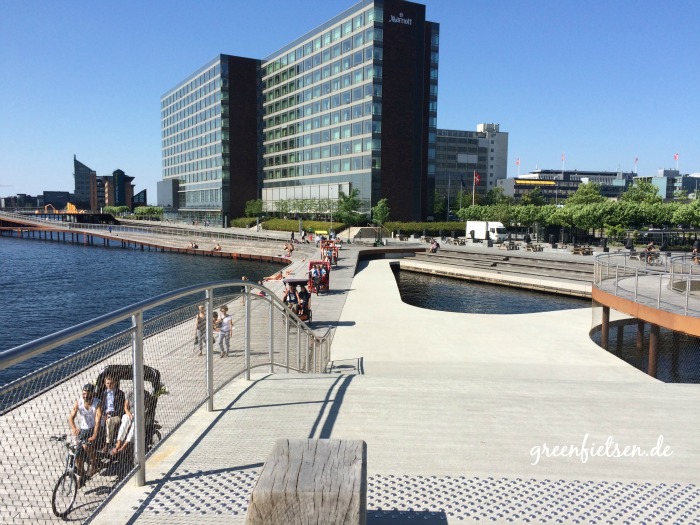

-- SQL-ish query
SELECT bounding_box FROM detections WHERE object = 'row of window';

[168,169,222,185]
[264,27,382,96]
[162,77,220,122]
[263,8,380,78]
[163,121,222,151]
[264,155,378,180]
[264,45,380,108]
[266,136,380,168]
[265,64,381,121]
[162,97,222,139]
[182,188,222,207]
[162,64,220,110]
[163,143,222,168]
[163,156,223,178]
[266,99,377,146]
[162,129,221,160]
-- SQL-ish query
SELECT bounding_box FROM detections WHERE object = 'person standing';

[194,305,207,356]
[218,305,233,357]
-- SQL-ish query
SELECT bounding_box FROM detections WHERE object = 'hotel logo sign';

[389,12,413,25]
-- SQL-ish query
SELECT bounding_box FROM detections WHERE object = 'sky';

[1,0,698,201]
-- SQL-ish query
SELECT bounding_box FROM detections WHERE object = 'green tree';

[621,179,662,204]
[434,194,446,219]
[482,187,513,206]
[244,199,263,217]
[336,188,363,225]
[565,182,606,205]
[519,188,547,206]
[274,199,291,217]
[371,198,391,226]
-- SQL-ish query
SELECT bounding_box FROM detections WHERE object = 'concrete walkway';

[93,253,700,524]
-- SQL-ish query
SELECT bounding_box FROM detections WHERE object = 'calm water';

[0,236,281,385]
[397,270,589,314]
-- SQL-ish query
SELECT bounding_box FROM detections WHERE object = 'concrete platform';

[92,256,700,524]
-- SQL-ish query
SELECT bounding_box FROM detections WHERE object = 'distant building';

[132,189,148,208]
[1,194,41,209]
[98,170,135,210]
[635,169,700,201]
[435,124,508,214]
[498,169,634,203]
[73,156,97,211]
[43,191,71,209]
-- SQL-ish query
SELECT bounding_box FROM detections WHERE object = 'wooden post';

[246,439,367,525]
[648,324,660,378]
[601,307,610,350]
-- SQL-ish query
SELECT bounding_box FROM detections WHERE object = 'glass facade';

[161,58,225,223]
[260,4,383,215]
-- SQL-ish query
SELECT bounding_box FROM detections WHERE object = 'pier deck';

[91,250,700,525]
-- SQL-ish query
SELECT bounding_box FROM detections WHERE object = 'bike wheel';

[52,472,78,518]
[148,430,162,451]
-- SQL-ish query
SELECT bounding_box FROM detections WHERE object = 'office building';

[435,124,508,214]
[498,169,635,203]
[160,0,439,223]
[73,156,97,211]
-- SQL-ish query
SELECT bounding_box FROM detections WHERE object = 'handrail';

[0,278,332,521]
[594,252,700,317]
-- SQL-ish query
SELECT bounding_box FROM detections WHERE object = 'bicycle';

[50,434,94,518]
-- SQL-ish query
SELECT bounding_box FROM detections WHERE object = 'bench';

[525,243,544,252]
[246,438,367,525]
[572,246,593,256]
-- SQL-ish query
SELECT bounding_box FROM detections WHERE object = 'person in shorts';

[68,383,102,477]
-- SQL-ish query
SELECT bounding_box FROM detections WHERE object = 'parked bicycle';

[50,434,93,518]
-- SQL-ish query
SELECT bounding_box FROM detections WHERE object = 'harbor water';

[0,236,281,385]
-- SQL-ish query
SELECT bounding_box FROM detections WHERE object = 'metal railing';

[0,280,330,524]
[594,253,700,317]
[0,210,286,244]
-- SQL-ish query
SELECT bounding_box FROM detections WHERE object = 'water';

[397,270,589,314]
[0,236,281,385]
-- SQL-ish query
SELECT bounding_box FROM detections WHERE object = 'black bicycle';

[50,434,93,518]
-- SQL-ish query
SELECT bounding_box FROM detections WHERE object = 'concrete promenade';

[92,245,700,525]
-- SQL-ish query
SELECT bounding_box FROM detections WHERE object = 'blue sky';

[1,0,698,201]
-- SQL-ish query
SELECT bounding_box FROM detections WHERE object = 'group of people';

[429,239,441,253]
[68,376,139,478]
[194,304,234,357]
[284,242,295,257]
[282,283,311,317]
[309,263,328,294]
[212,243,222,252]
[188,241,199,249]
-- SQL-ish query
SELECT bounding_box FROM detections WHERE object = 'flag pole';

[472,170,476,206]
[446,174,451,221]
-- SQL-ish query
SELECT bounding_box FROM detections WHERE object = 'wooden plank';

[246,438,367,525]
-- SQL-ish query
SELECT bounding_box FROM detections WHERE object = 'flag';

[674,153,679,161]
[474,172,481,185]
[562,152,565,162]
[516,157,520,166]
[634,157,638,164]
[460,176,465,190]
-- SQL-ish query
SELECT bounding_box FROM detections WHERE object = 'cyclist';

[68,383,102,477]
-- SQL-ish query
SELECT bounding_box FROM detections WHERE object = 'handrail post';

[306,333,310,372]
[634,269,638,302]
[658,274,663,308]
[686,275,691,316]
[285,315,290,373]
[245,285,251,380]
[206,287,214,412]
[614,264,618,295]
[132,311,146,487]
[269,298,274,373]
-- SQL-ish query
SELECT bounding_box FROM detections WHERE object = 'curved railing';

[594,253,700,317]
[0,280,329,524]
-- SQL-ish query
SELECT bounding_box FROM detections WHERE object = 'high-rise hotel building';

[159,0,438,223]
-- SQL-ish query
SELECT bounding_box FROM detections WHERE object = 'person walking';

[193,305,207,356]
[218,305,233,357]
